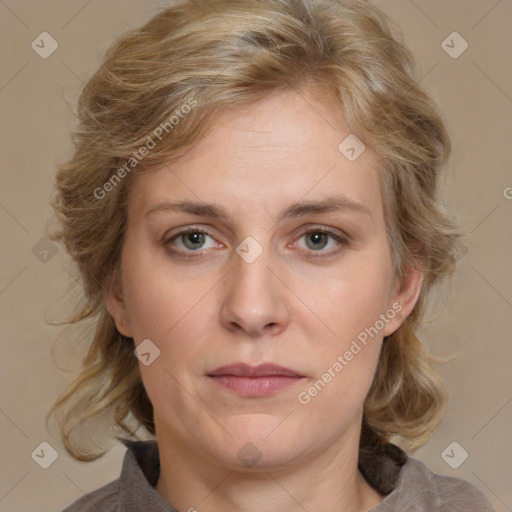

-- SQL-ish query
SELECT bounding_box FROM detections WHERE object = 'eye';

[294,228,346,257]
[164,226,346,259]
[165,229,220,254]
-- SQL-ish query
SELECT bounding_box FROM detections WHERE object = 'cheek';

[120,244,193,339]
[311,260,393,338]
[300,257,392,390]
[120,248,219,374]
[300,276,387,412]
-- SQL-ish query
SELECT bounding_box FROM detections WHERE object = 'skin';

[106,86,423,512]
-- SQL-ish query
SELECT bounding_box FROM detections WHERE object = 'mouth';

[207,363,305,397]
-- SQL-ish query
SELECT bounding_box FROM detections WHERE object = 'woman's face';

[107,87,421,470]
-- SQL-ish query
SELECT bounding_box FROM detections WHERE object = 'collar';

[118,439,408,509]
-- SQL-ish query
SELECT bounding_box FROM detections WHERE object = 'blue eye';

[297,229,343,252]
[169,230,217,252]
[299,228,345,258]
[165,227,346,259]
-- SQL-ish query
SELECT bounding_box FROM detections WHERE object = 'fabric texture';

[60,440,496,512]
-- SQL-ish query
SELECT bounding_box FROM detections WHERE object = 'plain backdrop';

[0,1,511,510]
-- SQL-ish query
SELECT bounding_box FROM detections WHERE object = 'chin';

[224,442,304,472]
[215,415,308,470]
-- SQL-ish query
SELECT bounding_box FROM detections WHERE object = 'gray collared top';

[60,440,496,511]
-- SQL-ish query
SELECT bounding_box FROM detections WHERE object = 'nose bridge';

[220,236,289,336]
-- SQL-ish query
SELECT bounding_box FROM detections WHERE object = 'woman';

[49,0,496,510]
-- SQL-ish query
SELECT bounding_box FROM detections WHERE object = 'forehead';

[129,88,383,222]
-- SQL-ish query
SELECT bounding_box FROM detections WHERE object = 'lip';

[208,363,304,378]
[207,363,305,397]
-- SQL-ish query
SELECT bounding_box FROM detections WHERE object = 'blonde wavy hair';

[48,0,464,461]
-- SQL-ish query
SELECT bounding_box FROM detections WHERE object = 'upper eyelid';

[165,224,346,239]
[165,226,220,243]
[165,225,346,250]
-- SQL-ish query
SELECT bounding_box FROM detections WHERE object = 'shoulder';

[388,456,496,511]
[58,479,120,512]
[359,444,496,511]
[57,440,165,512]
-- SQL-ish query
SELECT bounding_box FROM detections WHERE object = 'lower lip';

[208,375,303,396]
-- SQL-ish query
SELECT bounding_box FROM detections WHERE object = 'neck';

[155,422,384,512]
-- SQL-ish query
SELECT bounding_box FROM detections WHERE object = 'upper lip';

[207,363,304,378]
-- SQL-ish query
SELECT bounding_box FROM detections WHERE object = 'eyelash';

[164,226,347,260]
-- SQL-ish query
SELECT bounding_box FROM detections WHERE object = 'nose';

[220,247,290,338]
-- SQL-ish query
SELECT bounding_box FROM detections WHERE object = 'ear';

[382,263,423,337]
[104,269,133,338]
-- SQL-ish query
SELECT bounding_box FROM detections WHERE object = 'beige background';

[0,0,511,510]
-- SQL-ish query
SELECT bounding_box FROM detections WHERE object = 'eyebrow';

[144,194,372,222]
